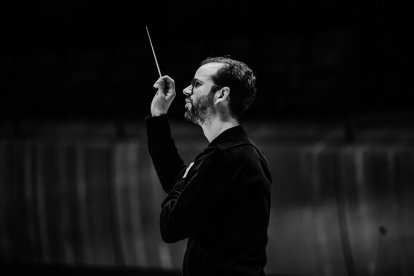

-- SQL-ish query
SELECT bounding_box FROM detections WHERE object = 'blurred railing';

[0,120,413,276]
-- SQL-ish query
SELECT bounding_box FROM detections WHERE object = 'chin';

[184,111,191,121]
[184,112,198,125]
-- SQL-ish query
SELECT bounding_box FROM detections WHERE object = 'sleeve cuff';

[146,114,172,143]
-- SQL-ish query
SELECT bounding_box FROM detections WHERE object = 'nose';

[183,85,192,96]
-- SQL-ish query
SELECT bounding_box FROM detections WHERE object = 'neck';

[200,116,239,142]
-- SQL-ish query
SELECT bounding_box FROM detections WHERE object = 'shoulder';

[215,138,265,161]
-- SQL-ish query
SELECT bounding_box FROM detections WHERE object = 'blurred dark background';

[0,1,413,276]
[0,0,411,122]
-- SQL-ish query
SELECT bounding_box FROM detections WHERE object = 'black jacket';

[146,115,272,276]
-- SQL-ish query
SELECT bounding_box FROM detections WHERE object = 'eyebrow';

[192,78,217,86]
[192,78,205,83]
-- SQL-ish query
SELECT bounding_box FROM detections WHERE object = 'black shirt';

[146,115,272,276]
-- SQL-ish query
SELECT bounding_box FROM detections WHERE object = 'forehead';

[194,62,225,81]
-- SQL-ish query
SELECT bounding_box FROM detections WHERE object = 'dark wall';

[1,120,413,276]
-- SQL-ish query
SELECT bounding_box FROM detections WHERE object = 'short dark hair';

[200,56,257,120]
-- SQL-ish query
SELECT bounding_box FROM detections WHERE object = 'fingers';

[153,78,161,89]
[153,75,175,90]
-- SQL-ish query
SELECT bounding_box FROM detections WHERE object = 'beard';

[184,92,215,125]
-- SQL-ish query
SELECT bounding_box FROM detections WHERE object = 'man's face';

[183,62,224,124]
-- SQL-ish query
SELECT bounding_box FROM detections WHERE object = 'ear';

[214,87,230,104]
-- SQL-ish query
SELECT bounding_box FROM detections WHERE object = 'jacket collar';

[208,125,248,148]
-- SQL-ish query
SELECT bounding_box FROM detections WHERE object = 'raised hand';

[150,75,176,117]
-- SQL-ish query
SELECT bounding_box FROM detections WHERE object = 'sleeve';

[146,115,186,193]
[159,150,227,243]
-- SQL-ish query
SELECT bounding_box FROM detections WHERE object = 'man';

[146,56,272,276]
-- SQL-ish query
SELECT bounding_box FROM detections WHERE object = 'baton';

[145,26,162,78]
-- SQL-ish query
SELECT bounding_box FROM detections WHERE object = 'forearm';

[146,114,186,192]
[160,178,192,243]
[158,152,221,243]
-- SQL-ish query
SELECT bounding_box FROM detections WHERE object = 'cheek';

[192,93,202,103]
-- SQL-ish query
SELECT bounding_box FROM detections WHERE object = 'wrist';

[151,110,167,117]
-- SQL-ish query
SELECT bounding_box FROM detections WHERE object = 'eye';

[192,79,201,88]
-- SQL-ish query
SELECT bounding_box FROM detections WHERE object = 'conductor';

[146,56,272,276]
